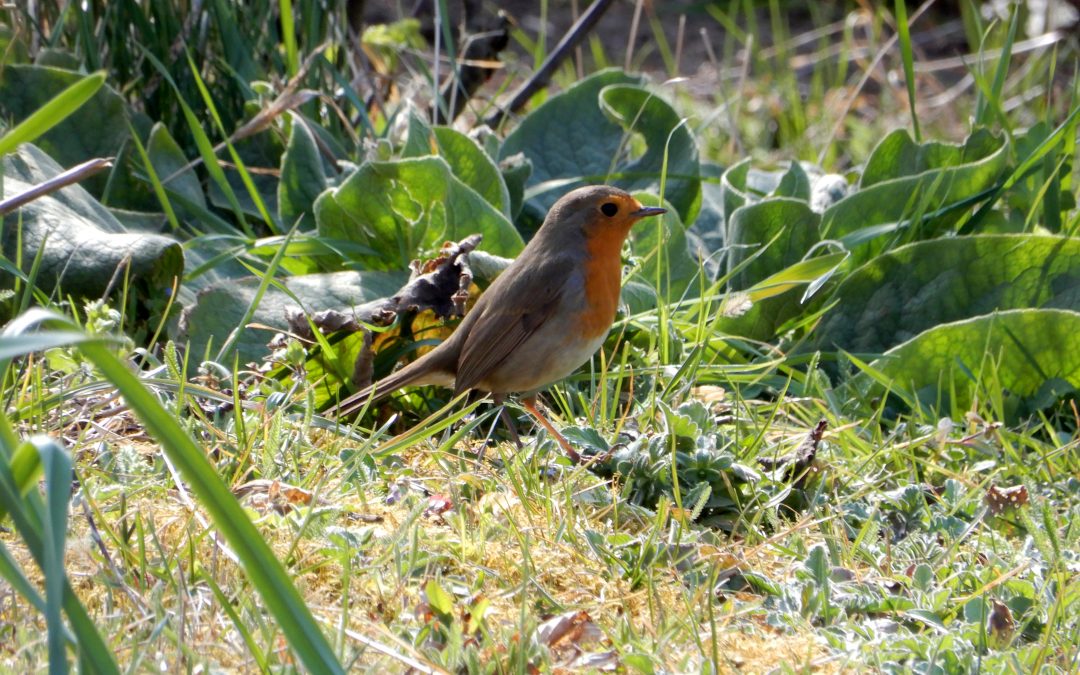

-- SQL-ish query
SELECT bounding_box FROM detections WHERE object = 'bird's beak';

[630,206,667,218]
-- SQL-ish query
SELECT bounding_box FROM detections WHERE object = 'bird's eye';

[600,202,618,217]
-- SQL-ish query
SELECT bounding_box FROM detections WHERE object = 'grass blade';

[893,0,920,141]
[0,419,119,674]
[79,339,343,673]
[2,311,341,671]
[39,437,73,675]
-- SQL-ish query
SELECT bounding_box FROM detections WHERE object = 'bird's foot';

[521,397,582,464]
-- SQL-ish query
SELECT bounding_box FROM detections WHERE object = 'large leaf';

[597,84,701,223]
[726,198,820,288]
[0,145,182,308]
[499,69,641,216]
[774,161,812,201]
[147,122,206,212]
[402,113,512,217]
[713,251,848,341]
[860,128,1006,187]
[314,156,523,270]
[0,70,104,157]
[719,159,753,223]
[433,127,511,217]
[626,193,698,305]
[853,309,1080,411]
[499,72,700,225]
[401,111,514,214]
[687,163,725,265]
[718,159,792,218]
[815,235,1080,354]
[820,129,1009,246]
[278,116,328,231]
[205,130,282,225]
[0,65,133,195]
[714,293,808,343]
[176,270,405,369]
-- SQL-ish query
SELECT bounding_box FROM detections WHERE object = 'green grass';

[2,1,1080,672]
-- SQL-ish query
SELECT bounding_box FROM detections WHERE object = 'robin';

[330,185,666,462]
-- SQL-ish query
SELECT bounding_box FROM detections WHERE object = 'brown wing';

[453,256,574,395]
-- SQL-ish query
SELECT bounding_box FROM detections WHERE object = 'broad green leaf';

[433,127,511,217]
[0,70,104,157]
[903,609,948,632]
[499,152,532,222]
[774,161,812,201]
[204,128,282,225]
[854,308,1080,410]
[0,65,133,194]
[815,235,1080,354]
[401,108,433,158]
[147,122,206,211]
[315,156,523,270]
[687,164,726,272]
[726,198,820,288]
[499,69,642,218]
[821,129,1008,245]
[719,159,791,216]
[861,128,1004,187]
[0,145,183,312]
[176,270,405,371]
[713,252,845,341]
[720,159,752,222]
[35,49,83,71]
[278,116,328,231]
[714,293,806,342]
[746,251,847,303]
[627,193,698,303]
[597,84,701,223]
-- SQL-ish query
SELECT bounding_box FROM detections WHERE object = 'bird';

[329,185,666,462]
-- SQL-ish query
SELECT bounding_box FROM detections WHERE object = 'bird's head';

[541,185,666,246]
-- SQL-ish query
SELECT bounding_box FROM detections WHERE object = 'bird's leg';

[493,393,523,450]
[521,396,581,464]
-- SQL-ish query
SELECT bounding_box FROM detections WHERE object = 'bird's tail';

[327,355,447,419]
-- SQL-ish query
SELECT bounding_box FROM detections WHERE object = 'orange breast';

[579,228,627,340]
